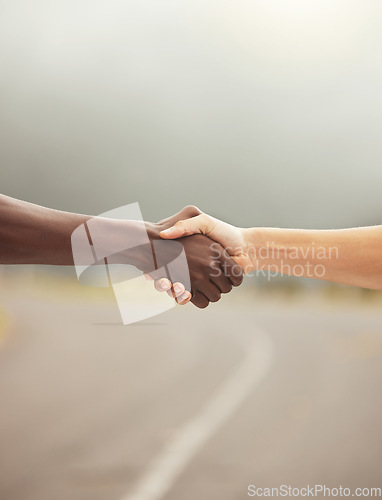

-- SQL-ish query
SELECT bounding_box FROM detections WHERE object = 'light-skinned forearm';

[243,226,382,290]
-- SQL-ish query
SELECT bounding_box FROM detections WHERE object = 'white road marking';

[119,328,273,500]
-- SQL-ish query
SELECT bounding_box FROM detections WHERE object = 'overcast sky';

[1,0,381,229]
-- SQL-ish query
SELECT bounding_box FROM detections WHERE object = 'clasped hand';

[143,206,246,308]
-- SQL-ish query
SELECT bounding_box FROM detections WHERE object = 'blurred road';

[0,280,381,500]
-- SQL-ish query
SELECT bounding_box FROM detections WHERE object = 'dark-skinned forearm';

[0,194,164,269]
[0,194,93,265]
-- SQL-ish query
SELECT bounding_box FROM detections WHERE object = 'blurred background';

[0,0,381,499]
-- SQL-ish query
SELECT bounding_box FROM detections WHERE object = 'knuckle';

[191,293,209,309]
[177,293,191,305]
[198,300,209,309]
[222,282,233,293]
[232,271,244,286]
[174,282,185,291]
[210,293,221,303]
[184,205,201,217]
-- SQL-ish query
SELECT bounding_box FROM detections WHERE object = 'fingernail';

[174,284,182,293]
[160,228,172,235]
[160,280,168,289]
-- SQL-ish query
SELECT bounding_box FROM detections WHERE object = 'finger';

[219,249,244,287]
[208,260,233,293]
[154,278,172,292]
[199,281,222,303]
[166,282,186,298]
[210,273,233,294]
[191,291,210,309]
[176,290,192,305]
[144,274,154,281]
[160,214,212,239]
[148,268,171,281]
[157,205,202,226]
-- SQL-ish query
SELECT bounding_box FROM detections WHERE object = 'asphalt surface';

[0,279,381,500]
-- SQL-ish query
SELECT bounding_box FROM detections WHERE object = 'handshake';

[2,194,380,302]
[134,206,248,308]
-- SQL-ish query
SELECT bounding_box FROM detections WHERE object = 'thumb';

[160,214,209,239]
